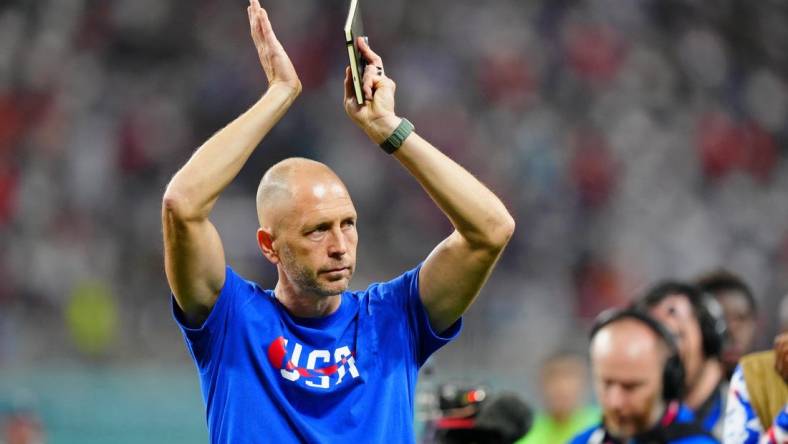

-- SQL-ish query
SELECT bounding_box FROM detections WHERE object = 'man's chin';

[605,421,637,440]
[317,276,352,296]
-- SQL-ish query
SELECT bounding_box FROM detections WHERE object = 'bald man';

[571,309,718,444]
[161,2,514,443]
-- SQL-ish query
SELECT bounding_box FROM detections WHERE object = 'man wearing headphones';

[639,282,728,437]
[570,309,718,444]
[694,270,759,380]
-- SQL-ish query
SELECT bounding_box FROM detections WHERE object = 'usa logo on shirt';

[266,336,360,389]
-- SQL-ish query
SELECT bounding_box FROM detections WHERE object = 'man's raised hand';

[344,37,401,145]
[248,0,301,94]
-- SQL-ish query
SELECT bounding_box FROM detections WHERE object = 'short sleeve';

[374,264,462,367]
[171,266,245,368]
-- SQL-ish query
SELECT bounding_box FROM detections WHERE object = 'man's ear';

[257,228,279,264]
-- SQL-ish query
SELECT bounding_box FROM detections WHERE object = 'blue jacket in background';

[569,402,719,444]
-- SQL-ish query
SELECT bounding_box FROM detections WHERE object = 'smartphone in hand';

[344,0,366,105]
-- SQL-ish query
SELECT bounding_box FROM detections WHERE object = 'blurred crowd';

[3,0,788,440]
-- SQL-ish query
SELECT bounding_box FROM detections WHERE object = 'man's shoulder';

[226,266,269,291]
[223,266,276,309]
[351,264,424,300]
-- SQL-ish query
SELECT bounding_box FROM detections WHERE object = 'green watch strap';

[379,118,414,154]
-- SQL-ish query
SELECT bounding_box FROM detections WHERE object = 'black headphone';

[589,308,685,401]
[637,281,728,358]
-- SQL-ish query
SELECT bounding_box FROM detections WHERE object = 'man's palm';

[248,0,300,91]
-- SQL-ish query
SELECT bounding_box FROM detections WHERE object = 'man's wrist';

[379,118,414,154]
[267,81,302,101]
[366,115,402,145]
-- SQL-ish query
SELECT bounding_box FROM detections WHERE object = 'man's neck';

[684,358,723,410]
[274,278,341,318]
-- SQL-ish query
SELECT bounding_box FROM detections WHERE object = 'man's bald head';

[256,157,350,233]
[591,318,670,364]
[590,317,672,439]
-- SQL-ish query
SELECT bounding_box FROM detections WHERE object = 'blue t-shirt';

[173,264,461,443]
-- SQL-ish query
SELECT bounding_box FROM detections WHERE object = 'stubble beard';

[280,246,351,298]
[606,393,663,440]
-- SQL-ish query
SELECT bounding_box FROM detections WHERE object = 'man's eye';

[307,229,327,239]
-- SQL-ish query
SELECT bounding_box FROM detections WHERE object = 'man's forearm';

[392,130,515,250]
[164,84,298,219]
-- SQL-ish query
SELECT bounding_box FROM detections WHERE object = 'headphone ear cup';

[662,355,685,401]
[698,296,727,357]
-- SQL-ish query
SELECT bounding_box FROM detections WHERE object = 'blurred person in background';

[516,351,599,443]
[571,308,717,443]
[723,332,788,443]
[639,282,728,437]
[162,1,514,443]
[695,270,759,379]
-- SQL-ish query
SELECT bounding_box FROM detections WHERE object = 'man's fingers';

[362,64,382,100]
[247,0,269,38]
[357,36,383,66]
[249,10,263,47]
[362,75,373,101]
[257,9,279,46]
[364,64,381,77]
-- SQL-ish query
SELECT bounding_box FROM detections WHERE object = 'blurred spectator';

[695,112,779,183]
[723,333,788,444]
[515,351,598,444]
[695,269,758,379]
[571,308,716,443]
[65,278,118,358]
[639,282,727,438]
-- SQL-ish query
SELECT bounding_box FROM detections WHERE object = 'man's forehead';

[592,340,661,381]
[305,182,347,200]
[592,322,662,360]
[718,291,752,313]
[299,198,357,218]
[274,188,356,228]
[292,179,353,208]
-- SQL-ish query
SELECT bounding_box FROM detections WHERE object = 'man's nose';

[328,227,347,257]
[605,385,625,410]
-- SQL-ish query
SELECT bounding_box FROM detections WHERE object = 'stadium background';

[2,0,788,442]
